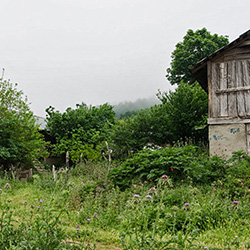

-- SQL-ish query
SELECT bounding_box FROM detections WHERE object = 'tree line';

[0,28,229,169]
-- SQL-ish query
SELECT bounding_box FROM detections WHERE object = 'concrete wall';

[209,123,247,158]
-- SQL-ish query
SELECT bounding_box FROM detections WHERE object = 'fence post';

[52,165,56,181]
[105,141,111,172]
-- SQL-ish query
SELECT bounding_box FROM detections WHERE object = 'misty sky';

[0,0,250,116]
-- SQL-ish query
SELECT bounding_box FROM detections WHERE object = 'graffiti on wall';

[213,135,227,141]
[213,127,240,141]
[230,128,240,134]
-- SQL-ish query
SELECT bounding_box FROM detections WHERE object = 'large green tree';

[111,82,208,158]
[0,79,45,170]
[166,28,229,85]
[158,82,208,143]
[111,109,153,156]
[111,105,171,157]
[45,103,115,162]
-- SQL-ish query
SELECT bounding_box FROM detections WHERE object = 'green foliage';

[112,28,221,156]
[111,30,217,158]
[224,151,250,197]
[111,110,152,157]
[46,103,115,162]
[166,27,229,85]
[0,193,71,249]
[0,78,46,170]
[33,168,70,193]
[111,105,171,157]
[118,110,139,120]
[111,83,208,158]
[158,82,208,143]
[109,145,205,189]
[145,104,171,146]
[117,178,250,249]
[0,154,250,249]
[188,155,226,184]
[109,145,250,193]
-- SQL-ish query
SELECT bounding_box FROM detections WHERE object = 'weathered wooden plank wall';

[211,60,250,119]
[211,63,220,117]
[243,60,250,113]
[228,61,237,117]
[236,61,246,117]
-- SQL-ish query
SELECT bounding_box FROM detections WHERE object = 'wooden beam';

[239,40,250,47]
[216,86,250,94]
[208,117,250,124]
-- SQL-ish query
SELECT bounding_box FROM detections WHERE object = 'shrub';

[224,151,250,197]
[109,145,208,189]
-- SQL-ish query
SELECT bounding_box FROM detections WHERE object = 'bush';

[223,151,250,197]
[109,145,250,192]
[109,145,209,189]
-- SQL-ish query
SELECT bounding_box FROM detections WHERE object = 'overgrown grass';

[1,147,250,249]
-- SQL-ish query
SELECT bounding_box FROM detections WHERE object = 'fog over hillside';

[113,96,160,116]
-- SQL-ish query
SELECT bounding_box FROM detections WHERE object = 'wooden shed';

[191,29,250,158]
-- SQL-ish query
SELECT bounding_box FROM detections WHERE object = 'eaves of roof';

[190,29,250,92]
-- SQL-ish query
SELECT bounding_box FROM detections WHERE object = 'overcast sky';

[0,0,249,116]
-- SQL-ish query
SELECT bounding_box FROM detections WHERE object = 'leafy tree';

[45,103,115,162]
[118,110,139,120]
[111,105,172,157]
[166,28,229,85]
[157,82,208,143]
[0,78,46,170]
[111,110,151,157]
[111,82,208,158]
[110,119,135,157]
[147,104,172,146]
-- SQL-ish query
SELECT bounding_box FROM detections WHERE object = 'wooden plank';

[239,40,250,47]
[216,86,250,93]
[228,61,238,117]
[242,60,250,86]
[223,47,250,61]
[224,54,250,61]
[207,61,213,118]
[211,63,220,118]
[246,123,250,155]
[236,61,246,117]
[219,62,228,117]
[243,60,250,115]
[226,47,250,55]
[208,117,250,125]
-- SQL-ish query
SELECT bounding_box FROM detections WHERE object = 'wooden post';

[52,165,56,181]
[105,141,111,172]
[66,151,69,170]
[66,151,69,182]
[29,168,32,179]
[80,153,83,164]
[10,164,16,181]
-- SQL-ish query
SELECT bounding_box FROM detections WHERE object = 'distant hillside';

[113,96,160,117]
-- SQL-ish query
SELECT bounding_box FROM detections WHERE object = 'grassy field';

[0,157,250,249]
